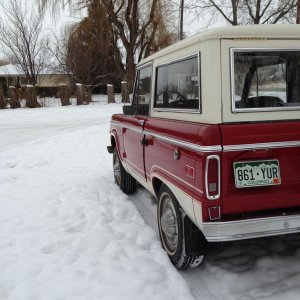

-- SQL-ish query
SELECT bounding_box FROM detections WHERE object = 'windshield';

[231,49,300,112]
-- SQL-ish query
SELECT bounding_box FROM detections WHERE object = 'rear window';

[231,49,300,112]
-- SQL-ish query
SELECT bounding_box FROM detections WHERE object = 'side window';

[133,64,152,116]
[154,55,200,111]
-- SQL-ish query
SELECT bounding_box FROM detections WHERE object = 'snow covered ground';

[1,98,300,300]
[0,101,192,300]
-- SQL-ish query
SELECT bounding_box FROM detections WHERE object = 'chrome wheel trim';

[160,193,178,255]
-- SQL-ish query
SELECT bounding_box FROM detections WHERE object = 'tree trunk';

[126,51,136,93]
[107,84,115,103]
[179,0,184,39]
[76,84,92,105]
[232,0,238,25]
[76,83,85,105]
[254,0,262,24]
[8,87,20,109]
[0,86,6,109]
[25,85,41,108]
[121,81,129,103]
[59,84,71,106]
[85,86,92,104]
[297,0,300,24]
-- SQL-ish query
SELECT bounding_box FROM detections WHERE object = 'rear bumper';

[202,214,300,242]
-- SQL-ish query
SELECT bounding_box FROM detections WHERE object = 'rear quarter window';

[154,55,201,112]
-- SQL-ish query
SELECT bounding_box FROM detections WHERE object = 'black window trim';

[132,62,153,116]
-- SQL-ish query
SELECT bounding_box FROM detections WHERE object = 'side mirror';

[123,105,135,115]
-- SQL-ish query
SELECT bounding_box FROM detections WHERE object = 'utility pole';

[179,0,184,40]
[297,0,300,24]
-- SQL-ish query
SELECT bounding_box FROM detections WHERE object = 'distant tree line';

[42,0,178,92]
[38,0,300,92]
[0,0,177,104]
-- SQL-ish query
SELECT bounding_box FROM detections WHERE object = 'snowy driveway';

[1,103,300,300]
[0,104,192,300]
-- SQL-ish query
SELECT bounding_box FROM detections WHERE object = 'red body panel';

[220,121,300,216]
[111,114,300,223]
[112,114,147,179]
[144,119,221,199]
[111,114,125,156]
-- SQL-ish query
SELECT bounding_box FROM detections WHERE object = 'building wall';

[37,74,71,87]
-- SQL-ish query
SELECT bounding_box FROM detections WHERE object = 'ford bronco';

[107,24,300,269]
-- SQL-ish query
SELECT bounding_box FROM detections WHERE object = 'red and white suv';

[108,24,300,269]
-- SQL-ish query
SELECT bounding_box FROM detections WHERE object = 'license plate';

[233,160,281,188]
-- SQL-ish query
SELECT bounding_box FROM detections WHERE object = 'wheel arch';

[110,131,117,148]
[152,176,163,198]
[110,131,122,159]
[151,174,195,223]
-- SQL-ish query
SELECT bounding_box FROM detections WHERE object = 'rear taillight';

[205,155,220,200]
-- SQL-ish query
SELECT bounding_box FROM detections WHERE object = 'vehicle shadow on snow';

[185,234,300,298]
[130,186,300,299]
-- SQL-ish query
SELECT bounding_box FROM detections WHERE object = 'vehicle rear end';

[202,27,300,242]
[220,122,300,220]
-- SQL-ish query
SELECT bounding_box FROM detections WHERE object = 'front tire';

[113,148,137,194]
[158,185,204,269]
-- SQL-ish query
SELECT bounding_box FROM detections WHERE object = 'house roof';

[0,64,67,76]
[0,64,25,76]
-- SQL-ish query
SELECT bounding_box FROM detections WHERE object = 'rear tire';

[157,184,204,269]
[113,148,137,194]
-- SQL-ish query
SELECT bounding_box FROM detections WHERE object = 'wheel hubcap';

[160,196,178,254]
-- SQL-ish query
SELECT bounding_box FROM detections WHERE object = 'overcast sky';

[0,0,84,33]
[0,0,220,35]
[0,0,225,61]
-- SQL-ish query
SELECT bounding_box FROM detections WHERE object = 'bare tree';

[97,0,159,90]
[186,0,298,27]
[50,0,125,100]
[0,85,6,109]
[297,0,300,23]
[0,0,50,86]
[138,0,177,61]
[243,0,297,24]
[38,0,176,91]
[101,0,178,89]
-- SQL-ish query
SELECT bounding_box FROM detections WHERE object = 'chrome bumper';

[202,215,300,242]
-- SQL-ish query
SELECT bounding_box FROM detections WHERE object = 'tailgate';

[220,121,300,216]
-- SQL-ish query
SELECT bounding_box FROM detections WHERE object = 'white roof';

[140,24,300,65]
[0,64,24,76]
[0,64,67,76]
